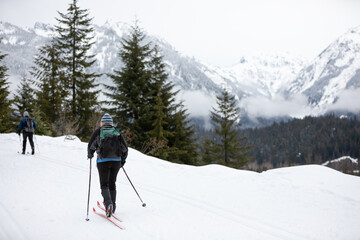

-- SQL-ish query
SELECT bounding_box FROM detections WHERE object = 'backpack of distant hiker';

[99,125,126,159]
[24,118,34,133]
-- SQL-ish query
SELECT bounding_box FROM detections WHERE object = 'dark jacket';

[88,126,128,163]
[18,116,37,133]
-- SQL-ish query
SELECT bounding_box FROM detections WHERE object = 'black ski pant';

[97,161,122,209]
[22,131,34,153]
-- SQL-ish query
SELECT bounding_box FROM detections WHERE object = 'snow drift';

[0,133,359,240]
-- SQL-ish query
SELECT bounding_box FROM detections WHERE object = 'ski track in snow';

[137,183,309,240]
[1,133,360,240]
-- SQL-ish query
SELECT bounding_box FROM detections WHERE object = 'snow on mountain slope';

[226,53,306,98]
[0,133,360,240]
[288,26,360,113]
[0,21,306,117]
[1,20,360,122]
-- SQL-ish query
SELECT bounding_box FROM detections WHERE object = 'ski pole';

[122,167,146,207]
[85,158,92,221]
[18,134,22,153]
[34,133,40,153]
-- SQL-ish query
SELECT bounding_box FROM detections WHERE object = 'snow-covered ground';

[0,133,360,240]
[322,156,358,166]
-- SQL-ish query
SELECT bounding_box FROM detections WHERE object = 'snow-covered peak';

[1,20,360,124]
[100,20,129,38]
[32,22,55,37]
[226,53,306,98]
[287,25,360,114]
[0,21,21,35]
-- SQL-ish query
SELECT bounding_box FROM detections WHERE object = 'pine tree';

[31,40,64,134]
[55,0,99,139]
[105,21,152,148]
[206,88,252,168]
[0,44,13,133]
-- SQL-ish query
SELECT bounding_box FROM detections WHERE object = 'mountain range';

[1,21,359,127]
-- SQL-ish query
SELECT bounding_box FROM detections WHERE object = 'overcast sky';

[1,0,360,67]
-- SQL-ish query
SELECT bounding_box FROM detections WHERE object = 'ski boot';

[106,204,113,218]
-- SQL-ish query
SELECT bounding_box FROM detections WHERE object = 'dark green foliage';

[167,106,198,165]
[55,0,99,139]
[240,115,360,171]
[105,22,198,164]
[202,135,217,164]
[105,22,152,147]
[147,46,174,142]
[0,43,13,133]
[204,89,252,168]
[30,105,52,136]
[31,40,64,135]
[13,76,36,117]
[12,76,50,134]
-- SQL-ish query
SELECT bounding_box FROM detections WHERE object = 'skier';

[87,113,128,218]
[17,111,37,155]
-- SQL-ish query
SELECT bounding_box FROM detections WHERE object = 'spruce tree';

[206,88,251,168]
[13,76,36,117]
[105,22,152,148]
[106,23,198,163]
[148,91,169,141]
[167,105,198,165]
[147,46,198,163]
[0,44,13,133]
[31,40,64,133]
[146,46,175,154]
[31,104,53,136]
[55,0,99,139]
[202,134,220,164]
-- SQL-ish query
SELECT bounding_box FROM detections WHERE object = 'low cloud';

[180,89,360,125]
[328,88,360,113]
[241,93,312,120]
[180,90,217,118]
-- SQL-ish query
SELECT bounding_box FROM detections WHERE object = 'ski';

[97,201,123,222]
[17,151,31,155]
[92,207,125,230]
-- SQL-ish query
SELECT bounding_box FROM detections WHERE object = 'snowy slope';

[2,20,360,121]
[0,21,306,118]
[226,53,306,98]
[1,133,360,240]
[288,26,360,114]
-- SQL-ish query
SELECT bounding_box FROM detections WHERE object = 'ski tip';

[93,207,96,212]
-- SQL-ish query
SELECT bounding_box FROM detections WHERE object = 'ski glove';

[87,148,94,160]
[120,159,126,167]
